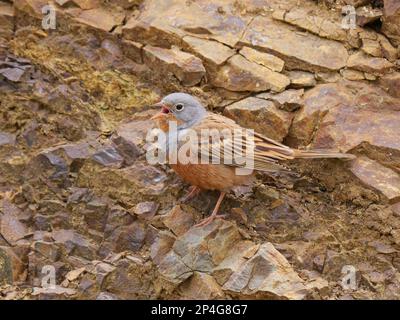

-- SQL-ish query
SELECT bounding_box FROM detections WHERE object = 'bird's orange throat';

[153,114,184,132]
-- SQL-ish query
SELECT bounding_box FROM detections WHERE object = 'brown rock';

[230,208,248,225]
[96,292,120,300]
[287,71,316,88]
[258,89,304,112]
[92,146,124,168]
[56,0,100,10]
[273,7,349,43]
[0,210,29,245]
[65,267,86,282]
[109,221,147,253]
[313,254,325,273]
[382,0,400,45]
[212,55,290,93]
[315,71,341,84]
[347,51,394,75]
[32,285,77,298]
[160,220,242,286]
[121,40,143,64]
[84,197,109,232]
[32,241,60,262]
[0,247,13,285]
[369,240,397,254]
[344,0,374,7]
[150,231,176,265]
[179,272,224,299]
[340,69,365,81]
[356,6,383,27]
[2,63,24,80]
[114,115,155,149]
[223,97,292,142]
[143,45,206,86]
[361,38,382,57]
[350,157,400,203]
[0,3,14,39]
[379,72,400,98]
[182,36,235,67]
[112,0,143,9]
[0,132,16,147]
[221,243,307,299]
[52,229,97,260]
[364,72,377,81]
[288,82,400,157]
[390,229,400,245]
[78,161,168,206]
[112,135,142,166]
[0,246,26,284]
[122,0,250,48]
[74,8,125,32]
[162,205,194,236]
[377,34,398,62]
[158,250,192,286]
[391,202,400,216]
[212,241,260,285]
[240,16,348,72]
[134,201,159,220]
[14,0,48,17]
[239,47,285,72]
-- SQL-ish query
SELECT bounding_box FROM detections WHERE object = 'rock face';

[379,72,400,98]
[350,157,400,203]
[182,36,235,68]
[221,243,306,299]
[143,45,206,86]
[240,16,349,72]
[122,0,251,47]
[76,9,123,31]
[287,71,316,88]
[382,0,400,45]
[239,47,285,72]
[212,55,290,93]
[347,51,394,75]
[2,0,400,301]
[158,220,307,299]
[0,248,13,285]
[288,82,400,155]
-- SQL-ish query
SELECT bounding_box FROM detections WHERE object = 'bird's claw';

[195,214,226,228]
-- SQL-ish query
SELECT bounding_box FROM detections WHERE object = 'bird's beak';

[150,102,171,121]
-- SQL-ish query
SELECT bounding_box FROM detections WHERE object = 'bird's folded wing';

[188,113,295,173]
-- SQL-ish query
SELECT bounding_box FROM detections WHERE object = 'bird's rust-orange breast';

[171,162,253,192]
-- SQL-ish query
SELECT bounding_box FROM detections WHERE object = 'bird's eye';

[175,104,184,111]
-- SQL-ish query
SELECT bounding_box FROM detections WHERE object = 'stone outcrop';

[223,97,292,142]
[2,0,400,301]
[157,220,307,299]
[212,55,290,93]
[143,45,206,86]
[240,16,349,72]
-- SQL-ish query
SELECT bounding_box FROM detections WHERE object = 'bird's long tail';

[293,149,356,160]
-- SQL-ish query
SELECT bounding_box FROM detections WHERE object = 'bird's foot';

[179,186,201,204]
[195,214,226,228]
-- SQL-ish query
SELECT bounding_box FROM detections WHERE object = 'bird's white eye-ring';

[175,103,184,111]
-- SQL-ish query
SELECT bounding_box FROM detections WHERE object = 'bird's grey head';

[160,92,207,130]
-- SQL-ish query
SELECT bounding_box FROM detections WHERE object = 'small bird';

[151,92,355,227]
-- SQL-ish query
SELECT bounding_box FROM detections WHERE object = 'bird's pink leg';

[195,192,226,227]
[179,186,201,203]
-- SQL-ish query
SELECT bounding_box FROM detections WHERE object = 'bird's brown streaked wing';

[190,113,294,173]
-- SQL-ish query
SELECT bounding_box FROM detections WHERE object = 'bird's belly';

[171,163,253,191]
